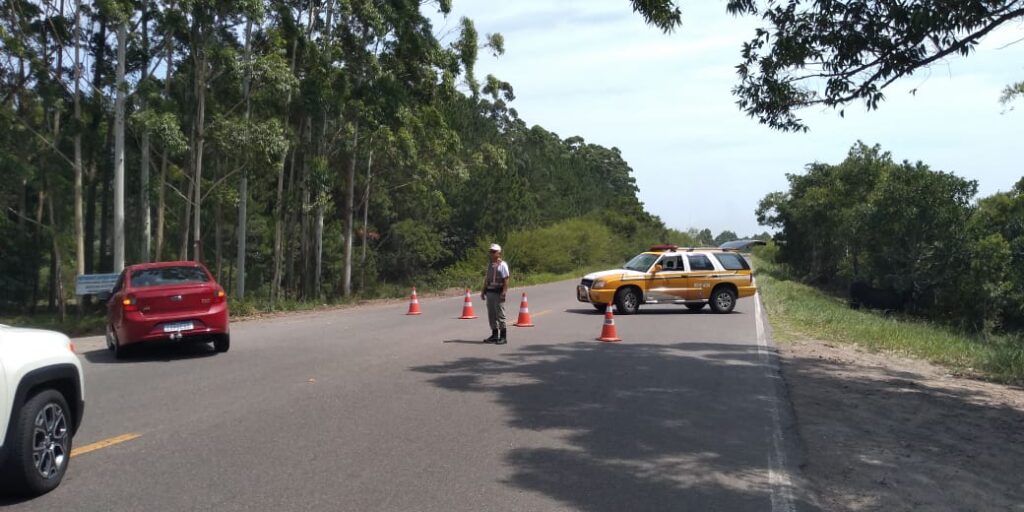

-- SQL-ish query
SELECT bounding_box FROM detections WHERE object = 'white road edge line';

[755,293,798,512]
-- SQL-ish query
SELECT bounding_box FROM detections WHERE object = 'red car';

[105,261,230,358]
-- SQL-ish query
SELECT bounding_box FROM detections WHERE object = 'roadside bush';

[757,142,1021,334]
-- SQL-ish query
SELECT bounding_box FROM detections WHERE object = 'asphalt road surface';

[3,280,810,512]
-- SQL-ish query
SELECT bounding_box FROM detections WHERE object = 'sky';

[427,1,1024,237]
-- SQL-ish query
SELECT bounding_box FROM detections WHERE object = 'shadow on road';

[412,341,816,511]
[443,339,491,345]
[82,342,218,364]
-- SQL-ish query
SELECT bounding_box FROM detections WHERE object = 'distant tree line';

[758,142,1024,333]
[0,0,745,316]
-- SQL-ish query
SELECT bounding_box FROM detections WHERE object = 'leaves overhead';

[630,0,1024,131]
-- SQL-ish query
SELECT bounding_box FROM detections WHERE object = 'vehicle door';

[106,271,126,329]
[647,254,686,302]
[684,253,718,300]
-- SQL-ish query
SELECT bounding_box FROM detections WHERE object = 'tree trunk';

[192,53,207,263]
[236,172,247,298]
[72,0,84,279]
[343,121,359,297]
[156,153,167,261]
[31,189,45,314]
[179,176,193,261]
[47,186,66,321]
[301,117,312,298]
[270,153,286,305]
[99,160,111,270]
[155,5,174,262]
[360,149,372,291]
[86,15,107,273]
[215,162,223,279]
[138,2,151,262]
[314,204,324,298]
[85,164,97,273]
[284,142,298,296]
[113,23,127,272]
[236,18,252,299]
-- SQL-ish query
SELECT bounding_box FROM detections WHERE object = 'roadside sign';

[76,273,119,296]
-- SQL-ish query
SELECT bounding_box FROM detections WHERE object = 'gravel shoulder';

[779,338,1024,512]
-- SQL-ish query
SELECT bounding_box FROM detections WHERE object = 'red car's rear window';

[130,267,210,288]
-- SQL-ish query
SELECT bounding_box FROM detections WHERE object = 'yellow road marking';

[532,310,552,318]
[71,433,141,458]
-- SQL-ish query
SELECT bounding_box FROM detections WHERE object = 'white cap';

[489,243,502,252]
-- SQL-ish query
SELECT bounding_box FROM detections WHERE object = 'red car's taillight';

[212,288,226,304]
[123,295,138,312]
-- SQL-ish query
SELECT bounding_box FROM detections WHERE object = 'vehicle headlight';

[593,280,607,289]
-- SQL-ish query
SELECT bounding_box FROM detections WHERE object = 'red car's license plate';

[163,321,194,333]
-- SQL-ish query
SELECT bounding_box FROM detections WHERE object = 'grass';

[754,255,1024,384]
[0,311,108,338]
[1,265,597,338]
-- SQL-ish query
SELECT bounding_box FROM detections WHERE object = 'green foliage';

[506,218,614,274]
[131,110,188,155]
[382,220,451,280]
[0,0,725,322]
[1000,81,1024,109]
[759,142,1022,334]
[629,0,682,33]
[754,252,1024,384]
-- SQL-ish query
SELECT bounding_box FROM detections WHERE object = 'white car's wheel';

[0,390,73,496]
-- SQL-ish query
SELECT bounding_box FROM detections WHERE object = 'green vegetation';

[758,142,1024,334]
[0,313,107,339]
[754,250,1024,384]
[0,0,724,322]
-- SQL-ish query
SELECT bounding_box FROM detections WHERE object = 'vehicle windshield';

[130,266,210,288]
[623,253,659,272]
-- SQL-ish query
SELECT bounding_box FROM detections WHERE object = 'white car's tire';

[0,390,73,496]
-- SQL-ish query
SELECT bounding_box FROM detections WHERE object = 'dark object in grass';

[850,281,909,312]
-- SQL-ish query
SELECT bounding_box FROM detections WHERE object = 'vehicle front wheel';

[0,390,73,497]
[709,287,737,314]
[614,288,641,315]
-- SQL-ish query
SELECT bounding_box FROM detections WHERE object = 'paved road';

[3,280,809,511]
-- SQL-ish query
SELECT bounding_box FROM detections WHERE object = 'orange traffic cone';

[513,292,535,327]
[459,288,478,319]
[597,306,621,342]
[406,287,422,315]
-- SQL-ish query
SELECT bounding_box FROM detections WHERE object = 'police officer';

[481,243,510,344]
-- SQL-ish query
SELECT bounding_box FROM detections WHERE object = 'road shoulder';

[779,337,1024,512]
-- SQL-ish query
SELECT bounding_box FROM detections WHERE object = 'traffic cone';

[513,292,535,327]
[459,288,478,319]
[406,287,422,315]
[596,306,621,342]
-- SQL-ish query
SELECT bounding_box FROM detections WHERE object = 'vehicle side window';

[714,253,750,271]
[111,272,125,294]
[688,254,715,271]
[661,256,682,270]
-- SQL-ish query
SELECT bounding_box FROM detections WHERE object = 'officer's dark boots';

[496,328,507,345]
[484,329,499,343]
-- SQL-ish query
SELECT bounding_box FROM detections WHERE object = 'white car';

[0,325,85,496]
